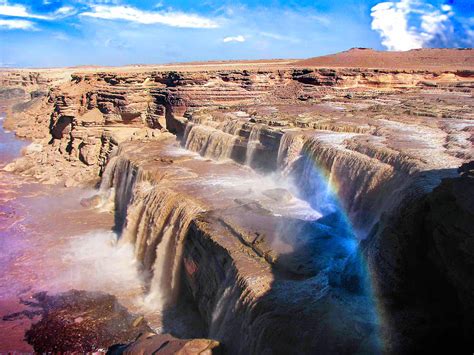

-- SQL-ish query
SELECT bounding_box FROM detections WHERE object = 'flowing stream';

[0,108,382,352]
[0,110,151,351]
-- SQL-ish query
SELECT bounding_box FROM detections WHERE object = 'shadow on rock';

[362,164,474,353]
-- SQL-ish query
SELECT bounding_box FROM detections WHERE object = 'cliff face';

[99,139,380,354]
[4,66,472,183]
[2,60,473,352]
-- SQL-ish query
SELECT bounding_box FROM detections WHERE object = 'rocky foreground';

[1,48,473,353]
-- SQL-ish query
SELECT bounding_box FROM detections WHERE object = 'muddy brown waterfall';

[1,49,473,353]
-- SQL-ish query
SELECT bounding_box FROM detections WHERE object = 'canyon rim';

[1,42,474,355]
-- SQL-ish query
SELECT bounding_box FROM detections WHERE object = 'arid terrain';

[0,48,473,354]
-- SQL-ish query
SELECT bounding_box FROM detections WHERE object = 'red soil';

[293,48,474,70]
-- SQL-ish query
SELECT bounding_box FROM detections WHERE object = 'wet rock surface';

[99,139,380,354]
[2,55,473,187]
[109,333,221,355]
[3,290,152,353]
[1,51,473,353]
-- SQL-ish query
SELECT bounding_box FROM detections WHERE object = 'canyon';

[0,48,473,353]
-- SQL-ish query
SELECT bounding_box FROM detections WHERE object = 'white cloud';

[440,5,452,12]
[0,18,35,30]
[55,6,76,17]
[0,2,76,20]
[259,32,300,43]
[80,5,219,28]
[0,3,52,19]
[309,14,331,26]
[371,0,423,50]
[223,35,245,43]
[371,0,455,51]
[53,32,70,40]
[80,0,121,4]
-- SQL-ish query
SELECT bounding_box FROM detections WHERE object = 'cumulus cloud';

[370,0,457,50]
[0,3,52,19]
[223,35,245,43]
[80,5,219,28]
[0,2,76,21]
[0,18,35,30]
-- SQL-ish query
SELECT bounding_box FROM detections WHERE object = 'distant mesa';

[293,47,474,70]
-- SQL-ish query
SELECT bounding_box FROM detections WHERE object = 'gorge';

[0,48,473,354]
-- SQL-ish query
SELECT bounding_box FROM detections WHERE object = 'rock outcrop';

[109,333,221,355]
[1,53,473,353]
[99,139,380,354]
[2,290,152,353]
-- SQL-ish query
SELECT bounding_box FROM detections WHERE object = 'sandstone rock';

[108,333,221,355]
[77,107,104,125]
[80,194,102,209]
[79,142,101,166]
[64,177,76,187]
[2,55,473,354]
[2,162,16,172]
[2,290,152,353]
[24,142,43,154]
[362,166,474,353]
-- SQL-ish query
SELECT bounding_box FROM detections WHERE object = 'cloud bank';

[80,5,219,29]
[371,0,472,50]
[0,3,51,19]
[0,2,75,20]
[1,0,472,67]
[0,18,35,29]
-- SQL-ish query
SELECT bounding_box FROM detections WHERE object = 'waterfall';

[184,124,238,161]
[94,125,387,352]
[144,197,201,310]
[245,124,262,166]
[277,131,306,173]
[99,155,118,192]
[111,158,140,230]
[182,122,195,143]
[112,168,203,310]
[220,119,246,135]
[204,130,237,160]
[296,138,397,232]
[275,131,402,233]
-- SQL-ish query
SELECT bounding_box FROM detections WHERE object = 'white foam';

[54,230,144,294]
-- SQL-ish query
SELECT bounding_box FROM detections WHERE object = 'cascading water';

[110,158,139,230]
[144,198,201,309]
[99,156,118,192]
[276,131,402,234]
[94,119,393,353]
[103,157,203,311]
[220,119,247,135]
[184,124,237,161]
[277,130,307,173]
[245,124,262,166]
[92,121,386,353]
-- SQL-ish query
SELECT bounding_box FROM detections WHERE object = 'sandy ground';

[1,48,473,74]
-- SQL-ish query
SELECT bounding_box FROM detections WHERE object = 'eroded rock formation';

[1,50,473,353]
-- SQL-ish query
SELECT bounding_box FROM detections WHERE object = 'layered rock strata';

[2,56,473,352]
[101,139,379,354]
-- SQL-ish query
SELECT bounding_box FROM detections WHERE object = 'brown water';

[0,111,148,351]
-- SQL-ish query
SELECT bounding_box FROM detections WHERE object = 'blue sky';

[0,0,473,67]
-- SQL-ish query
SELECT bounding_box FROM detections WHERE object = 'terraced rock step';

[100,138,380,354]
[1,50,473,353]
